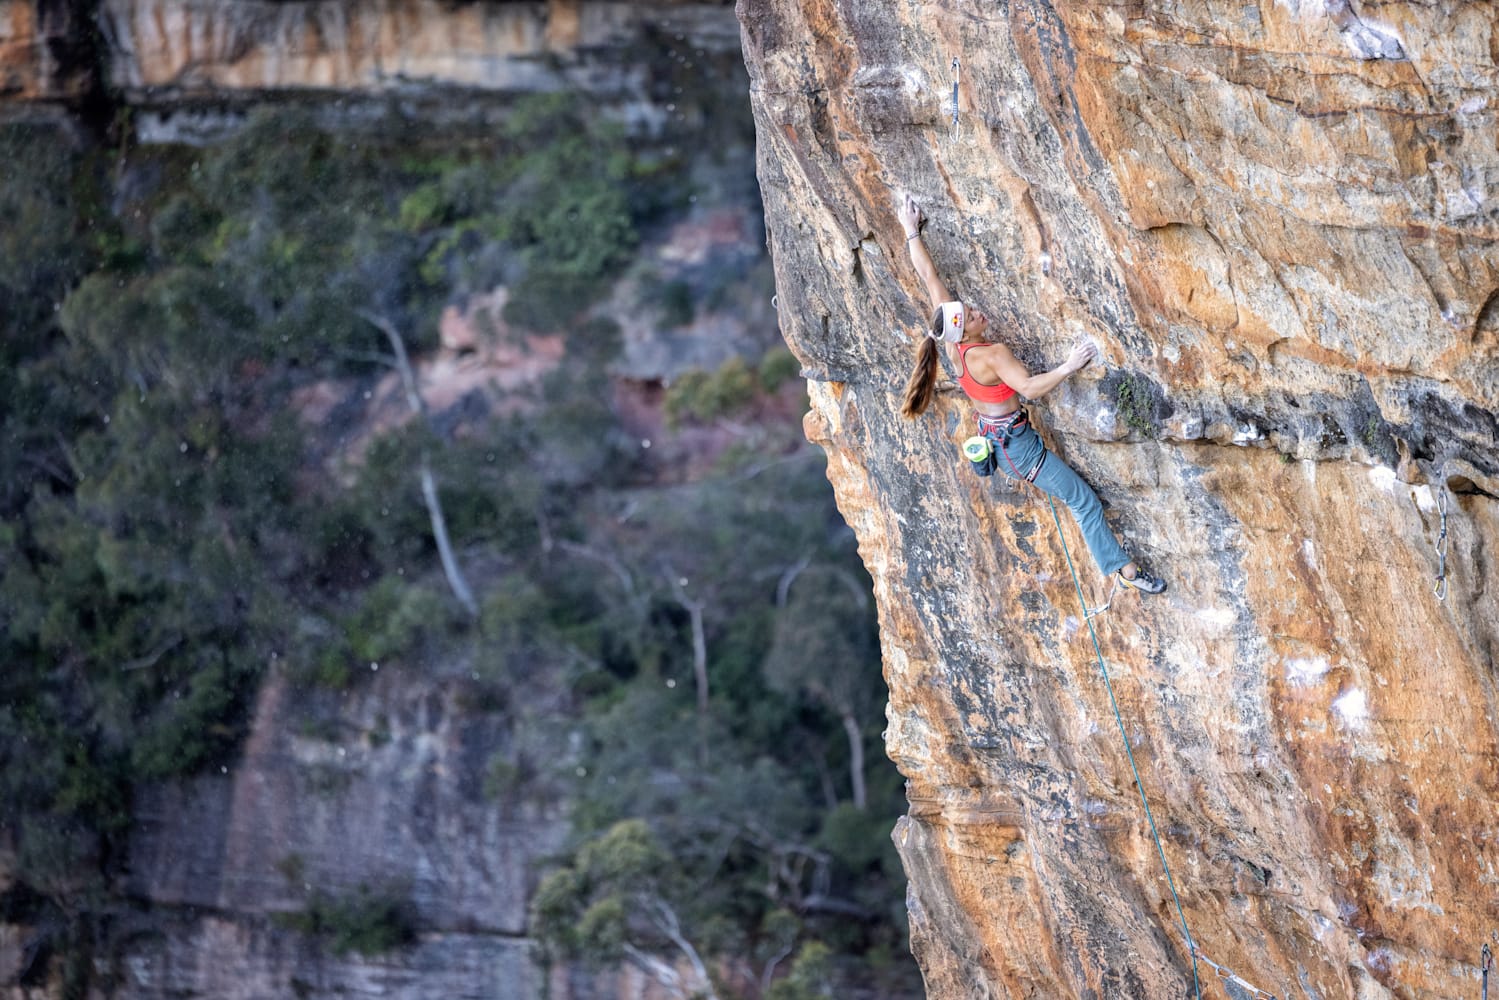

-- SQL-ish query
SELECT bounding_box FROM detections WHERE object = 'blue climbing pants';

[983,413,1132,578]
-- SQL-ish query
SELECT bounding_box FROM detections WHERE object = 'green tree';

[764,562,879,809]
[534,820,720,998]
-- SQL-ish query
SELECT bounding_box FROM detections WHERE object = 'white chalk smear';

[1368,465,1397,494]
[1196,606,1235,627]
[1286,657,1330,686]
[1333,688,1369,727]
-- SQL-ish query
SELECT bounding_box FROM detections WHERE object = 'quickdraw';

[1083,572,1119,621]
[1433,485,1449,601]
[949,58,961,141]
[1196,950,1286,1000]
[1482,942,1491,1000]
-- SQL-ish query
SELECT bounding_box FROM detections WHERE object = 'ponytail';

[899,306,948,419]
[900,336,940,418]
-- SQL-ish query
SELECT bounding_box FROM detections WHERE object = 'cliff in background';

[2,4,789,1000]
[738,0,1499,997]
[3,0,740,136]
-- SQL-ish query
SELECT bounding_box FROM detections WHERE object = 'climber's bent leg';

[999,426,1131,578]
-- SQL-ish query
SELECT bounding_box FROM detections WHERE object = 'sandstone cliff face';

[0,1,93,104]
[117,669,562,999]
[739,1,1499,997]
[0,0,738,108]
[96,0,740,99]
[3,0,740,141]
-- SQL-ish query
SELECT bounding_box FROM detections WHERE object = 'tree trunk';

[419,460,478,619]
[841,710,866,810]
[688,600,708,718]
[359,310,479,619]
[648,898,721,1000]
[666,571,711,764]
[687,598,709,766]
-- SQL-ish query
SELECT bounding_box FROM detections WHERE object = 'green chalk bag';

[962,435,997,477]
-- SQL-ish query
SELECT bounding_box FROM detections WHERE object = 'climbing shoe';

[1118,568,1167,594]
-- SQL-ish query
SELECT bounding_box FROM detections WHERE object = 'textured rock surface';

[739,1,1499,997]
[0,1,93,104]
[96,0,740,99]
[111,667,567,998]
[127,670,559,938]
[2,0,740,135]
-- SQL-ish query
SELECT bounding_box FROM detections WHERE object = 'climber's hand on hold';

[1065,339,1098,374]
[897,192,924,237]
[899,192,950,306]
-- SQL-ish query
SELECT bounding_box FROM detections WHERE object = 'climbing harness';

[1433,485,1449,601]
[1483,943,1491,1000]
[949,58,962,141]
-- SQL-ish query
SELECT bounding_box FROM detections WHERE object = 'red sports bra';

[956,343,1017,404]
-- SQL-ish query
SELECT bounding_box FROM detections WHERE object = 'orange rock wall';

[2,0,739,110]
[739,0,1499,996]
[95,0,739,98]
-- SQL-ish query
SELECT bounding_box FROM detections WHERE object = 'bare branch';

[621,943,688,999]
[120,634,183,673]
[357,309,426,419]
[357,310,478,619]
[775,554,813,609]
[798,893,876,921]
[779,562,870,613]
[420,461,479,619]
[728,446,821,483]
[333,347,398,369]
[759,940,795,997]
[646,897,720,1000]
[555,539,636,597]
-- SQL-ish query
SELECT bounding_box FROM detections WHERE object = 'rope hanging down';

[1042,491,1204,998]
[1041,491,1290,1000]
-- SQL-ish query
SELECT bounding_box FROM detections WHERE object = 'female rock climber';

[895,192,1166,594]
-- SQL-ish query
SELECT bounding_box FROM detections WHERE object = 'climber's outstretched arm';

[898,193,950,309]
[982,339,1097,399]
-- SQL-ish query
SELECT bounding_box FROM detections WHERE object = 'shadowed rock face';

[737,1,1499,997]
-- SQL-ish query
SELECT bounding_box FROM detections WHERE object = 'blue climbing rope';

[987,424,1286,998]
[1041,490,1205,998]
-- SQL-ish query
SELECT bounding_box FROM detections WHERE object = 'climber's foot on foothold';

[1118,566,1166,594]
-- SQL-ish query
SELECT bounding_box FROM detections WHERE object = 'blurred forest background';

[0,6,918,999]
